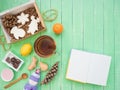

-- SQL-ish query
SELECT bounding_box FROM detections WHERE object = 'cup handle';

[52,48,61,59]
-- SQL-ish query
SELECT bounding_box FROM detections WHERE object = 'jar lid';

[1,68,14,82]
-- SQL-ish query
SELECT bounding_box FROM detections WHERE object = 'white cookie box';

[2,51,24,72]
[0,0,46,43]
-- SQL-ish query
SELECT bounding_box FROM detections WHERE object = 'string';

[42,9,58,22]
[0,35,11,51]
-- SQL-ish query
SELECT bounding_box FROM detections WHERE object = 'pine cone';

[41,62,59,85]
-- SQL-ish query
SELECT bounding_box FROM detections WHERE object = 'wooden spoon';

[4,73,28,89]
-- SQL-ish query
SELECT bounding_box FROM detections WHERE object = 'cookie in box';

[0,1,46,43]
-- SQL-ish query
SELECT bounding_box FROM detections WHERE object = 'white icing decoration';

[27,16,40,34]
[11,26,26,39]
[17,13,29,25]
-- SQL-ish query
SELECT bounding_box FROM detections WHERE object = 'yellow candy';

[20,43,32,56]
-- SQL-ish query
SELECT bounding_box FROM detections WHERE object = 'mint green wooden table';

[0,0,120,90]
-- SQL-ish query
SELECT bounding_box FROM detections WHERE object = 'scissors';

[0,35,11,51]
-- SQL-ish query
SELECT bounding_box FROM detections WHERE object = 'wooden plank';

[0,0,42,90]
[61,0,73,90]
[103,0,115,90]
[72,0,84,90]
[92,0,104,90]
[0,0,120,90]
[114,0,120,90]
[0,1,1,7]
[50,0,62,90]
[82,0,94,89]
[0,1,10,89]
[0,0,30,90]
[38,0,52,90]
[7,0,34,90]
[0,0,28,12]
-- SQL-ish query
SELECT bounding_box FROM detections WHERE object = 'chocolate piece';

[16,59,21,64]
[5,57,21,69]
[11,57,16,62]
[6,57,11,63]
[13,63,19,69]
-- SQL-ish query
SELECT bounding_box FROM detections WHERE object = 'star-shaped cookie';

[17,13,29,25]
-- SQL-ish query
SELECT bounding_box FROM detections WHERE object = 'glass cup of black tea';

[34,35,56,58]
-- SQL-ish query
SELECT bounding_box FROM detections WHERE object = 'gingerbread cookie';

[27,16,40,34]
[10,26,25,39]
[17,13,29,25]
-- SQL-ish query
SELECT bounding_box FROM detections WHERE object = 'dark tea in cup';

[34,35,56,58]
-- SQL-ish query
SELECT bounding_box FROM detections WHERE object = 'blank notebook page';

[66,49,91,83]
[66,49,111,86]
[87,54,111,86]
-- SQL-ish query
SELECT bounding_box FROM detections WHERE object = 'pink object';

[1,68,14,82]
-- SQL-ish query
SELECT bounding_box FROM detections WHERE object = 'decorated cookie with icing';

[27,16,40,35]
[17,13,29,25]
[11,26,26,39]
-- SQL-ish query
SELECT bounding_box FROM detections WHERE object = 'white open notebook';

[66,49,111,86]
